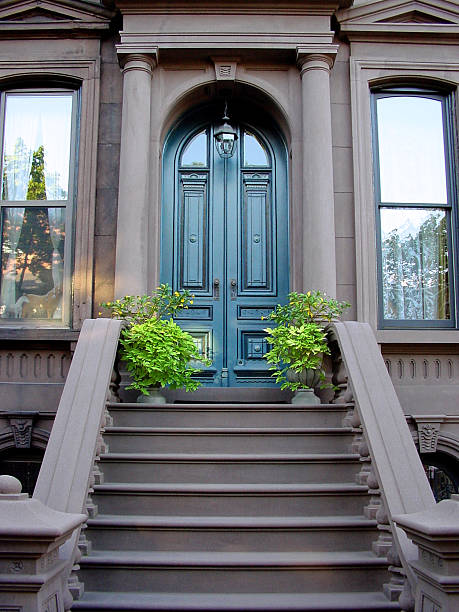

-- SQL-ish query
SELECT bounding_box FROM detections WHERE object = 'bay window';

[372,87,457,328]
[0,89,77,326]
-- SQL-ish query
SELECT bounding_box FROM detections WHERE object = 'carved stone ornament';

[10,417,33,449]
[418,423,441,453]
[212,58,239,82]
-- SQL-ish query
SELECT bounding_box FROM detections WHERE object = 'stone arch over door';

[160,97,289,387]
[114,52,337,303]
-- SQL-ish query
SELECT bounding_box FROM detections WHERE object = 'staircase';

[73,399,401,611]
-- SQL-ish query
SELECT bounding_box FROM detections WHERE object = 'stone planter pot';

[136,386,166,404]
[287,366,322,405]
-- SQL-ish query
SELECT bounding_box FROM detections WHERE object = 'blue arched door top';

[161,113,289,387]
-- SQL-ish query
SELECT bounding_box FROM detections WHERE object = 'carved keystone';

[412,415,446,454]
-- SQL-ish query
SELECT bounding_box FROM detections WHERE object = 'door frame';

[160,102,290,387]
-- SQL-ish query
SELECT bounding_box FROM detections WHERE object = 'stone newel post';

[0,475,85,612]
[395,495,459,611]
[297,50,337,298]
[115,52,157,298]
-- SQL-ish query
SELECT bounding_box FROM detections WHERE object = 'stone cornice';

[0,0,115,35]
[337,0,459,41]
[115,0,353,16]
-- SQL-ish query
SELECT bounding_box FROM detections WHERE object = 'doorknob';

[230,279,237,300]
[213,278,220,300]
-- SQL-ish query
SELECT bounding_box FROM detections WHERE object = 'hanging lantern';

[214,102,238,159]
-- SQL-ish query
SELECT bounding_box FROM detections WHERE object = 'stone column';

[297,51,337,297]
[115,53,157,298]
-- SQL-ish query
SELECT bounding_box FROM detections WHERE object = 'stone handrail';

[329,321,436,601]
[33,318,123,607]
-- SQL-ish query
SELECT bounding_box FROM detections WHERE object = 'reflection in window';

[244,132,269,166]
[373,90,455,326]
[2,94,72,201]
[1,207,65,320]
[376,97,447,204]
[0,90,75,326]
[181,131,207,167]
[381,208,449,320]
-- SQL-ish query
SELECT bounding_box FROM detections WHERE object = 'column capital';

[116,48,159,75]
[296,47,338,75]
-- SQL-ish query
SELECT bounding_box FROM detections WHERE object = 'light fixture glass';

[214,102,238,159]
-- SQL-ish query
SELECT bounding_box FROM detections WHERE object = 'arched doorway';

[161,105,289,387]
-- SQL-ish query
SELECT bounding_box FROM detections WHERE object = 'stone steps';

[107,403,353,429]
[91,482,371,516]
[102,427,354,454]
[72,590,401,611]
[78,550,391,593]
[98,453,361,483]
[75,399,398,611]
[85,514,380,551]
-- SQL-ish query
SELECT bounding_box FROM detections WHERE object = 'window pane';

[244,132,269,166]
[381,208,449,320]
[376,97,447,204]
[0,207,65,321]
[1,94,73,201]
[181,131,207,167]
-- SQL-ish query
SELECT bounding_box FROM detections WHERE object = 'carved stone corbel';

[7,412,38,449]
[412,415,446,454]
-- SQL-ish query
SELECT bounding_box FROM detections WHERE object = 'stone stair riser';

[92,491,370,516]
[109,408,350,429]
[103,432,354,454]
[78,565,390,594]
[85,525,381,552]
[98,459,360,484]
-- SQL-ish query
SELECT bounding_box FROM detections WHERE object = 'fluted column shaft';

[298,52,337,297]
[115,54,156,298]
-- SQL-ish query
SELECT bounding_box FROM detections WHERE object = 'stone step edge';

[72,590,399,611]
[79,550,389,568]
[86,514,377,529]
[103,427,353,435]
[93,483,369,494]
[107,403,354,410]
[99,453,360,463]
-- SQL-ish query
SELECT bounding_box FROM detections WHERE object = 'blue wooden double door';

[161,114,289,387]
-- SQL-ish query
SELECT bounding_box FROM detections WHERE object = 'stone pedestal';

[394,494,459,612]
[0,476,85,612]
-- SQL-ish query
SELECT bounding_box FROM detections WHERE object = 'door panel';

[162,120,288,387]
[179,174,209,291]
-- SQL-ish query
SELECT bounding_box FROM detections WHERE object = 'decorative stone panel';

[383,354,459,385]
[0,349,71,383]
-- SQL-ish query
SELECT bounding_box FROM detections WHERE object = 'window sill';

[376,329,459,344]
[0,328,80,341]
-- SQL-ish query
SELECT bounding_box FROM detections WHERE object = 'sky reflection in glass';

[377,96,447,204]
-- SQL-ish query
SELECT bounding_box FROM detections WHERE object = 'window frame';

[0,86,79,328]
[349,57,459,343]
[0,57,101,334]
[371,86,458,330]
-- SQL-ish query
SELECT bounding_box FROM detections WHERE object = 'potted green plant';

[263,291,350,404]
[101,284,210,403]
